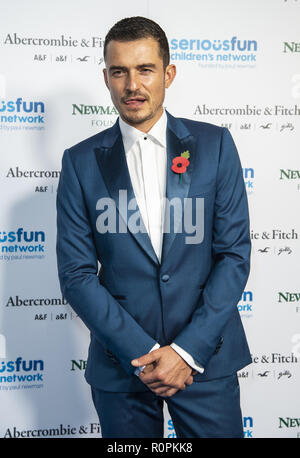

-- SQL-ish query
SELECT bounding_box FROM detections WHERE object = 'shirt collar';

[119,109,167,153]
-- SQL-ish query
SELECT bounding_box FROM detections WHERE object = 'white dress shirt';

[119,110,204,376]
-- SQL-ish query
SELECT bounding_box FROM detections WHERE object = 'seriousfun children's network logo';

[238,291,254,318]
[167,416,254,438]
[243,167,255,195]
[170,36,258,67]
[0,227,46,261]
[0,357,44,390]
[0,97,45,131]
[243,417,254,438]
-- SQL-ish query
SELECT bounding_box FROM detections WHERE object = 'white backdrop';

[0,0,300,438]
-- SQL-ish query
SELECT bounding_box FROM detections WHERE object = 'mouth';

[123,97,147,108]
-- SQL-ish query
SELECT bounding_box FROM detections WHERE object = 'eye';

[140,68,152,73]
[111,70,124,77]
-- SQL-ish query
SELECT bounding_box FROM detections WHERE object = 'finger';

[185,376,193,386]
[139,370,161,384]
[131,351,158,367]
[154,381,185,396]
[141,363,155,374]
[157,387,179,398]
[144,380,167,389]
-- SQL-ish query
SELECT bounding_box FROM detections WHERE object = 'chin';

[123,111,152,125]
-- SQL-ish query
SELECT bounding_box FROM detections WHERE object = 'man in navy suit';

[56,16,252,438]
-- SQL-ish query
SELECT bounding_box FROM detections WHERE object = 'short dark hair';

[104,16,170,68]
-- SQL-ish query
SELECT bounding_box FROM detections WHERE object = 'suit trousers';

[90,373,244,438]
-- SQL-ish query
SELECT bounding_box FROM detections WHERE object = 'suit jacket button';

[161,274,170,282]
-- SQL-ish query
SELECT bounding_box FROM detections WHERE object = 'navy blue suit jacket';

[56,111,252,392]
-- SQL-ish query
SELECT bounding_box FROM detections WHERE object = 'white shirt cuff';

[134,342,160,376]
[134,342,204,376]
[170,342,204,374]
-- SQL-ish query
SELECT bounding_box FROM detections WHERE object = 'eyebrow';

[108,63,156,72]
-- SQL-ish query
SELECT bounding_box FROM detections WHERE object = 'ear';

[164,64,176,89]
[103,68,109,89]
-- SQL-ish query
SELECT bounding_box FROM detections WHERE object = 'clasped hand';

[131,345,197,398]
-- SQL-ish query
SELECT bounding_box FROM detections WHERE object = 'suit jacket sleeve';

[172,128,251,368]
[56,149,157,375]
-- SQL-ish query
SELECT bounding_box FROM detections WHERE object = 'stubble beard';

[119,101,164,129]
[121,108,155,126]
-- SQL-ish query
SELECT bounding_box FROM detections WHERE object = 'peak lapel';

[161,113,196,264]
[94,120,160,265]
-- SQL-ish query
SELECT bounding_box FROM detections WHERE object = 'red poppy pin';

[171,150,190,183]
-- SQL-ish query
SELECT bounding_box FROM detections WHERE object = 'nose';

[125,70,140,93]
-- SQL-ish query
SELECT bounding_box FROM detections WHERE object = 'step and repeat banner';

[0,0,299,439]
